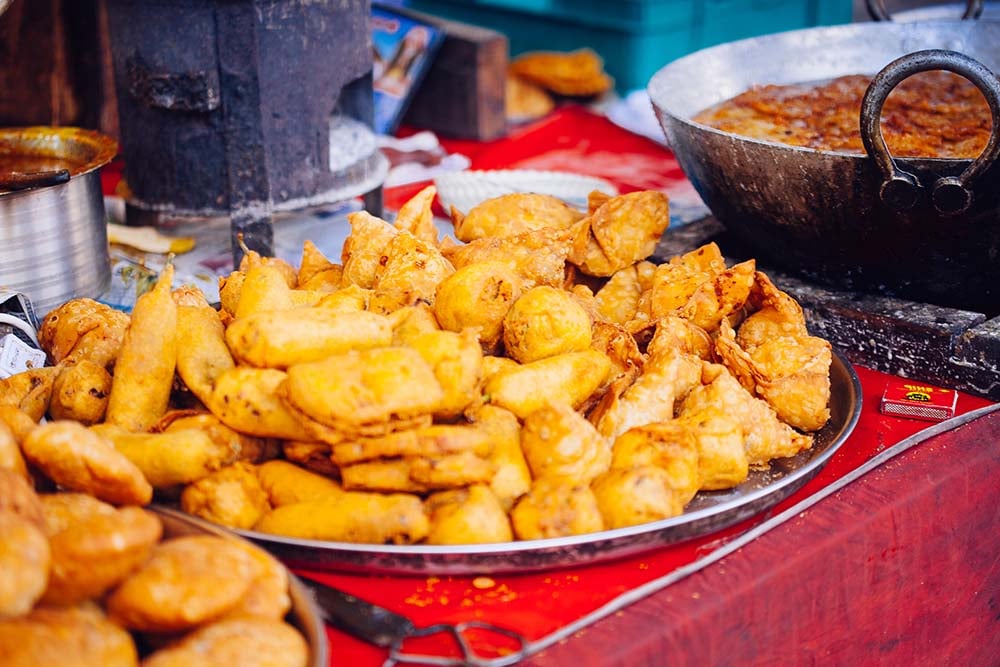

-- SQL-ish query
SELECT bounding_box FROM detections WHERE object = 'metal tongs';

[299,575,529,667]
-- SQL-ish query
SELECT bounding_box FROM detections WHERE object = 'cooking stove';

[656,216,1000,401]
[105,0,386,264]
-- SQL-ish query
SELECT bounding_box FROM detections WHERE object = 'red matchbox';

[880,377,958,422]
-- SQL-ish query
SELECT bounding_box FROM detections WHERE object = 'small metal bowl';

[0,127,118,316]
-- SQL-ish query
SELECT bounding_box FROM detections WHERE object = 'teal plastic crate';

[406,0,853,92]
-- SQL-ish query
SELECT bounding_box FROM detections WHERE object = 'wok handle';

[866,0,983,21]
[860,49,1000,216]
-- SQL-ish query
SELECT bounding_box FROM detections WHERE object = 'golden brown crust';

[0,604,138,667]
[106,535,258,633]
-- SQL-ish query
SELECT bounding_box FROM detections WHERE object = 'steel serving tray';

[232,352,862,576]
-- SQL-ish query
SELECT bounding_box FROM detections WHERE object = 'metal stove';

[105,0,386,263]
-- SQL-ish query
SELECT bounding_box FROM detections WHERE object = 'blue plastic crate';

[406,0,853,91]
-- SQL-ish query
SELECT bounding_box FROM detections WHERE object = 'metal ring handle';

[866,0,984,21]
[860,49,1000,215]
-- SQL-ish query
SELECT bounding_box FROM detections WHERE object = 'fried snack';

[592,465,685,529]
[717,318,832,432]
[570,190,670,277]
[646,315,713,362]
[521,402,610,482]
[593,261,657,325]
[481,354,520,384]
[39,492,116,534]
[388,303,441,344]
[452,193,582,243]
[339,458,428,493]
[680,365,813,468]
[141,617,307,667]
[282,347,444,439]
[239,251,298,289]
[610,422,700,505]
[42,506,162,606]
[677,259,755,332]
[107,535,258,633]
[207,367,313,441]
[217,270,245,318]
[433,260,523,350]
[442,224,576,289]
[340,210,398,289]
[0,366,57,422]
[234,262,296,320]
[93,425,236,489]
[369,231,455,314]
[297,265,343,292]
[38,297,130,369]
[174,293,235,406]
[256,459,342,507]
[341,451,494,493]
[106,265,177,432]
[737,270,810,349]
[223,541,291,620]
[49,359,112,424]
[589,321,644,388]
[408,329,483,418]
[158,411,279,464]
[503,285,592,363]
[297,240,339,288]
[591,347,702,442]
[485,349,611,419]
[0,469,44,528]
[0,603,138,667]
[280,441,339,477]
[330,424,492,466]
[0,420,29,479]
[649,242,726,315]
[180,462,271,530]
[254,492,429,544]
[315,284,370,314]
[509,48,613,97]
[0,405,37,445]
[0,511,50,617]
[465,404,530,511]
[411,450,494,488]
[22,421,152,505]
[675,412,748,490]
[506,73,554,123]
[226,308,392,369]
[425,484,513,545]
[510,476,605,540]
[393,184,439,246]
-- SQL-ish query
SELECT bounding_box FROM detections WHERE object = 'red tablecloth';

[296,106,997,665]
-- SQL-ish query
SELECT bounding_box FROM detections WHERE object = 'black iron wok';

[648,21,1000,313]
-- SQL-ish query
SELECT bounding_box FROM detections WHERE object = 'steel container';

[0,127,117,316]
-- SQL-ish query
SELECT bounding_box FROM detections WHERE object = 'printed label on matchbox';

[880,378,957,422]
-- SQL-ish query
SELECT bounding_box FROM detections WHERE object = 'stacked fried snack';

[505,48,614,123]
[0,183,832,547]
[0,470,308,667]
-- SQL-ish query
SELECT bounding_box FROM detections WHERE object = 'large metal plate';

[234,353,862,576]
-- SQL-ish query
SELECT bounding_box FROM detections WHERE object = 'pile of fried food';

[0,184,832,550]
[506,48,614,123]
[0,470,308,666]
